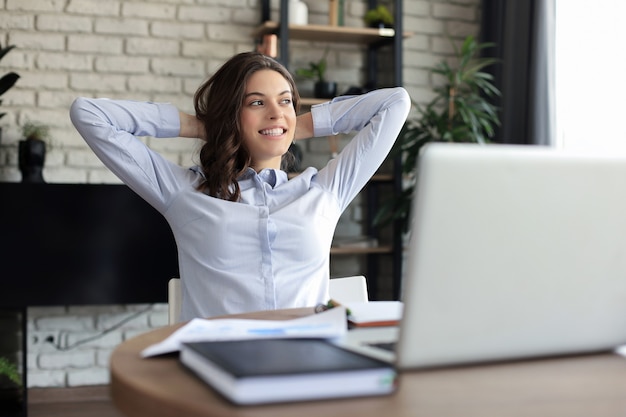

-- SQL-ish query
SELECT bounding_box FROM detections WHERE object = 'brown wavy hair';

[194,52,301,201]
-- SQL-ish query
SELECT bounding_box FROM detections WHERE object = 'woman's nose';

[267,102,284,119]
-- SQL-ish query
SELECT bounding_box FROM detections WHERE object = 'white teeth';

[260,128,284,136]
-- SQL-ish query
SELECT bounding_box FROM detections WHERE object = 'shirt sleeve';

[311,87,411,212]
[69,97,194,213]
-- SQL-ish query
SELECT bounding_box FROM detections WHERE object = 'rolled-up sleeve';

[312,87,411,212]
[70,97,194,213]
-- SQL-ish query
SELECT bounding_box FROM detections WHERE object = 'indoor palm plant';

[375,35,501,232]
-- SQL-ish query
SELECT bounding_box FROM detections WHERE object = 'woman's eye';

[250,100,263,106]
[280,98,292,105]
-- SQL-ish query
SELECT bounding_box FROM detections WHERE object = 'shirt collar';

[239,167,288,188]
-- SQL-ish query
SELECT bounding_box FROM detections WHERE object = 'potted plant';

[0,356,22,391]
[0,356,23,416]
[0,321,24,417]
[0,41,20,143]
[375,35,501,232]
[295,48,337,99]
[19,120,52,183]
[364,5,394,28]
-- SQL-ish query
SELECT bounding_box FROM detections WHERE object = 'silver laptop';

[336,142,626,369]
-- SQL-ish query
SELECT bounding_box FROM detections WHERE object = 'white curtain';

[556,0,626,152]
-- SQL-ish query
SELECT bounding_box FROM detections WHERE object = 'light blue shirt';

[70,87,410,319]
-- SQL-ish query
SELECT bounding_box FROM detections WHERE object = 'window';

[556,0,626,152]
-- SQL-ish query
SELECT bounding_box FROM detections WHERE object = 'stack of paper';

[346,301,404,327]
[141,307,348,357]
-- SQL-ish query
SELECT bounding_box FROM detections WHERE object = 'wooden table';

[110,308,626,417]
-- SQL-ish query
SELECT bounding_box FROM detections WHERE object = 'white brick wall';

[0,0,481,388]
[27,304,167,388]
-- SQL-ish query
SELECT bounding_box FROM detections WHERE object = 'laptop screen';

[396,143,626,369]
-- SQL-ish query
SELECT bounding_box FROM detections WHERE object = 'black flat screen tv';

[0,182,179,307]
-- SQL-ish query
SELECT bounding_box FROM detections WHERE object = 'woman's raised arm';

[178,112,205,140]
[294,113,313,141]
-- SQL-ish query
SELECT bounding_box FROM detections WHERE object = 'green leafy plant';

[0,356,22,387]
[364,5,394,28]
[295,47,329,83]
[375,35,501,232]
[0,41,20,122]
[21,120,51,142]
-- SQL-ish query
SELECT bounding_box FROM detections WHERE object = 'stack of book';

[180,338,397,405]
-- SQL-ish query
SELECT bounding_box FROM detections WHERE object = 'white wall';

[0,0,481,388]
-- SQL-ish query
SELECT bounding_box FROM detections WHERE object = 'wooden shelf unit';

[252,21,403,44]
[330,245,393,255]
[255,0,406,300]
[300,97,327,106]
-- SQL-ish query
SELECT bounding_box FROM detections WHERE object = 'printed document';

[142,307,347,357]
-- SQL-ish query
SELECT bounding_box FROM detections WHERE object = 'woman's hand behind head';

[178,112,206,140]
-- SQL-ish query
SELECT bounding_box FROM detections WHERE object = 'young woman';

[70,52,410,320]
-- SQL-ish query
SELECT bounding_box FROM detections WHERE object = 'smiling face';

[240,69,297,172]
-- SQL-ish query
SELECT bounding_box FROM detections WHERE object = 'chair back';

[168,278,182,324]
[329,275,369,303]
[167,275,369,324]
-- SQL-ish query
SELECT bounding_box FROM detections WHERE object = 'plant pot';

[18,138,46,183]
[0,387,25,417]
[369,22,393,29]
[314,81,337,99]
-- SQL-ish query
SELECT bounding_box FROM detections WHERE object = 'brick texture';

[0,0,481,388]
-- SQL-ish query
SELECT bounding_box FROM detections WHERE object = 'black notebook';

[179,338,397,405]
